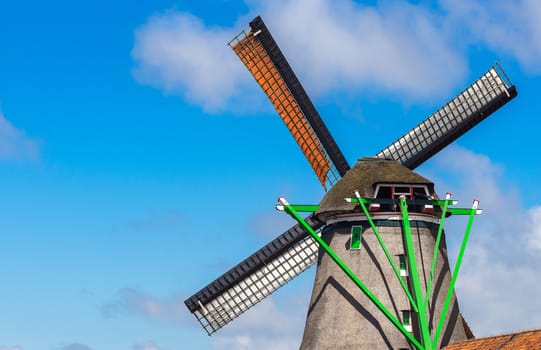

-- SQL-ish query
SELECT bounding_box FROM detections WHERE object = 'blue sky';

[1,1,540,349]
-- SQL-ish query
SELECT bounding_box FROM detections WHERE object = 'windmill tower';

[296,158,468,349]
[184,16,517,349]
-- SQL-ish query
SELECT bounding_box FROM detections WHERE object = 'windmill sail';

[376,63,517,168]
[229,16,350,189]
[184,215,322,335]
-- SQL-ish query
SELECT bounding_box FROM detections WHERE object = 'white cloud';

[103,286,307,350]
[132,0,541,113]
[102,288,189,325]
[132,0,468,112]
[133,341,162,350]
[212,297,305,350]
[0,113,39,161]
[102,287,306,349]
[60,344,92,350]
[441,0,541,73]
[427,145,541,336]
[262,0,466,99]
[527,206,541,251]
[430,145,518,227]
[131,11,251,113]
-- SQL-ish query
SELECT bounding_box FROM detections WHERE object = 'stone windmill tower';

[184,16,516,349]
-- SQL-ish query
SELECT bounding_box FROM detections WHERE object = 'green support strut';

[431,200,480,349]
[277,195,481,350]
[399,197,433,349]
[352,192,419,313]
[277,197,425,350]
[424,193,452,308]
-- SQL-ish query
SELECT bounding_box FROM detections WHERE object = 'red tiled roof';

[443,329,541,350]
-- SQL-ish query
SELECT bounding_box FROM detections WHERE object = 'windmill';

[184,16,517,349]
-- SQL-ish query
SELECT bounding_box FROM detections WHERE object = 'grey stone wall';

[300,220,467,350]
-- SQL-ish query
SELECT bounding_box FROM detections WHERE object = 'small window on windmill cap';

[394,186,411,195]
[374,185,392,199]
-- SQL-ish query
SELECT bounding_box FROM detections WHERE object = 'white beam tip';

[253,29,262,36]
[399,195,406,200]
[445,192,452,200]
[472,199,480,209]
[354,190,361,198]
[345,198,353,203]
[275,205,285,211]
[278,196,289,205]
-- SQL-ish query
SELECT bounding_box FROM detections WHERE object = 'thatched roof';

[316,157,435,221]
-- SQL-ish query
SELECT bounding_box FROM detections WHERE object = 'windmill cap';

[316,158,437,222]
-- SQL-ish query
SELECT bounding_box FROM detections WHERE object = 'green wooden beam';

[277,194,481,350]
[399,197,432,348]
[424,193,451,308]
[431,200,480,349]
[278,197,425,350]
[353,192,419,313]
